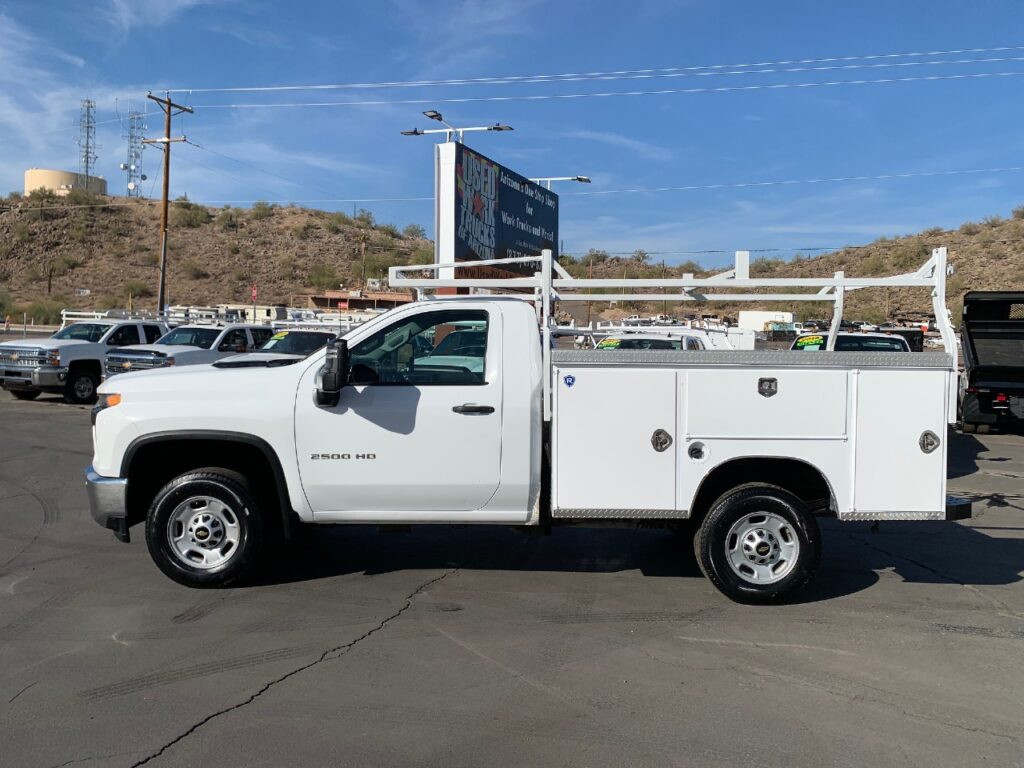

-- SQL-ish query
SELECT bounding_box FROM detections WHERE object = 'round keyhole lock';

[688,441,707,462]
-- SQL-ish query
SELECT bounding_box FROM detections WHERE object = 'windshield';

[259,331,335,355]
[793,334,908,351]
[597,337,683,350]
[156,327,221,349]
[53,323,110,342]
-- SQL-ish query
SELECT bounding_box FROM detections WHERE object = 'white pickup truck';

[1,319,168,403]
[104,324,275,378]
[86,248,968,602]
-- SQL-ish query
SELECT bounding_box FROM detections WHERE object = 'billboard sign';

[435,142,558,277]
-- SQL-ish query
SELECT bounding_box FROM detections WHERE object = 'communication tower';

[77,99,99,191]
[120,110,147,196]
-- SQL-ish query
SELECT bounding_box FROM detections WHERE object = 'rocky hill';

[0,190,431,322]
[2,189,1023,323]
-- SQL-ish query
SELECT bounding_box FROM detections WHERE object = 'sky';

[3,0,1024,267]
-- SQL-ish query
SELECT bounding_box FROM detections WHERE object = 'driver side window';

[349,309,489,386]
[106,325,139,346]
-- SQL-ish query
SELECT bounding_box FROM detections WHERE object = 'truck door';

[295,307,503,514]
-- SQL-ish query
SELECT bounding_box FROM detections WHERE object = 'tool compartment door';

[854,369,947,514]
[553,367,677,512]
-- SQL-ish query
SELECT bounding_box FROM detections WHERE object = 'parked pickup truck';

[1,319,168,403]
[959,291,1024,433]
[214,329,337,367]
[86,247,969,603]
[104,324,275,378]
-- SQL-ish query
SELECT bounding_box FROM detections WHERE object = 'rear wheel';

[64,368,98,404]
[10,389,40,401]
[695,484,820,603]
[145,469,265,588]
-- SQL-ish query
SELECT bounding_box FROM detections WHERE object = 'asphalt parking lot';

[2,397,1023,768]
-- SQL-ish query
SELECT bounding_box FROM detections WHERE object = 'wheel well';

[124,437,291,533]
[69,359,101,378]
[689,458,833,524]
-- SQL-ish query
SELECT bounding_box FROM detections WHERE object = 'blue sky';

[3,0,1024,267]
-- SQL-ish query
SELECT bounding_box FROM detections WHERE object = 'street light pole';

[529,176,592,190]
[401,110,513,143]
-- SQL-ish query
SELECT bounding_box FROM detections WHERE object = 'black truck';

[959,291,1024,433]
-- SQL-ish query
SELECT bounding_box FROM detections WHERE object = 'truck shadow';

[252,516,1024,603]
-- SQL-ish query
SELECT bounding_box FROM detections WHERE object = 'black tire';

[977,423,991,435]
[63,368,99,404]
[10,389,40,401]
[694,484,821,604]
[145,469,265,588]
[962,422,977,434]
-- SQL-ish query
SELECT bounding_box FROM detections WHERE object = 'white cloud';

[103,0,212,33]
[565,130,673,162]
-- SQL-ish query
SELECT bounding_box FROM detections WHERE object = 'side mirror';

[315,339,349,408]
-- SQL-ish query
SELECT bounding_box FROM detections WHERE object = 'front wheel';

[145,469,265,588]
[64,368,99,404]
[695,484,820,603]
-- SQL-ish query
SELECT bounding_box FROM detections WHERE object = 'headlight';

[45,349,60,365]
[91,392,121,426]
[97,392,122,408]
[164,357,175,366]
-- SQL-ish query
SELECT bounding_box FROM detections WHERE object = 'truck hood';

[109,344,197,356]
[215,351,305,366]
[0,337,85,351]
[97,355,318,399]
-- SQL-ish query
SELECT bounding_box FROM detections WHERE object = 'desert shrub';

[216,207,243,231]
[308,263,339,290]
[982,215,1003,228]
[228,242,241,255]
[402,223,426,239]
[250,201,274,220]
[123,279,153,298]
[22,298,64,324]
[377,223,400,238]
[172,201,211,228]
[183,260,209,279]
[354,208,375,228]
[58,255,84,272]
[1012,205,1024,221]
[959,222,981,235]
[677,259,702,274]
[293,222,315,241]
[0,285,12,316]
[325,212,351,233]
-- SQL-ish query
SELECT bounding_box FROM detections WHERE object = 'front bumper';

[0,366,68,391]
[85,464,130,542]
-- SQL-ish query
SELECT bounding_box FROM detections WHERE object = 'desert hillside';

[2,189,1023,323]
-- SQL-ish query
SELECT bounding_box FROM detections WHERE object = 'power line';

[173,44,1024,93]
[562,164,1024,197]
[190,70,1024,110]
[4,161,1023,212]
[175,150,292,202]
[185,137,354,201]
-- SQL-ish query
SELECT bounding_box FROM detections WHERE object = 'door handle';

[452,404,495,414]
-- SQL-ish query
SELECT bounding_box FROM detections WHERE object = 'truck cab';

[1,319,167,403]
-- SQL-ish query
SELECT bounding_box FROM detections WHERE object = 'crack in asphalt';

[128,566,461,767]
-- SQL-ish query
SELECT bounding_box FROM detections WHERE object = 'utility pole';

[143,92,192,313]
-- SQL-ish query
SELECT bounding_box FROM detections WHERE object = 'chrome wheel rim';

[74,376,95,400]
[167,496,241,570]
[725,512,799,585]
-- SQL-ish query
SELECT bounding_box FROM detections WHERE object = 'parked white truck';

[104,324,275,378]
[1,319,168,403]
[86,248,967,602]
